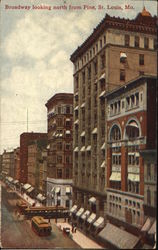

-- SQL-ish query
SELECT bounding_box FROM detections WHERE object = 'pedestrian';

[74,226,77,233]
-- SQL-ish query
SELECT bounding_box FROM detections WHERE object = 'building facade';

[45,93,73,208]
[1,150,15,177]
[70,8,157,219]
[14,147,20,180]
[20,132,47,184]
[105,76,156,232]
[27,138,47,195]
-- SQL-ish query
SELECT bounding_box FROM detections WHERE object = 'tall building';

[70,8,157,219]
[105,75,156,234]
[45,93,73,208]
[19,132,47,183]
[1,150,14,177]
[27,138,47,194]
[14,147,20,180]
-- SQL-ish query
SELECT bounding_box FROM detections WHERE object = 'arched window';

[110,125,121,141]
[126,120,139,139]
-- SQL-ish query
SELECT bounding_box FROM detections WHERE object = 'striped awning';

[86,145,91,151]
[76,208,84,217]
[80,131,85,137]
[92,128,97,134]
[74,147,79,152]
[87,213,96,224]
[89,197,96,204]
[128,174,140,182]
[99,73,105,80]
[93,217,104,228]
[110,172,121,181]
[23,183,31,190]
[100,161,105,168]
[81,210,90,220]
[70,205,77,213]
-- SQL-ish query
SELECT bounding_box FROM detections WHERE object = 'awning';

[86,145,91,151]
[81,210,90,220]
[120,52,127,58]
[76,208,84,217]
[99,73,105,81]
[80,131,85,137]
[128,173,140,182]
[36,193,46,202]
[74,92,78,97]
[148,220,156,235]
[101,143,105,150]
[66,118,71,122]
[74,106,79,111]
[74,147,79,152]
[55,187,60,194]
[81,102,85,108]
[141,218,152,232]
[98,223,139,249]
[93,217,104,228]
[100,161,105,168]
[70,205,77,213]
[66,130,71,134]
[66,187,71,194]
[59,133,63,137]
[36,193,43,200]
[89,197,96,204]
[109,172,121,181]
[99,90,106,98]
[92,128,97,134]
[127,121,138,128]
[47,144,50,149]
[8,177,13,183]
[80,146,86,152]
[74,119,79,125]
[23,183,31,190]
[51,187,55,193]
[27,187,34,194]
[87,213,96,224]
[13,180,19,185]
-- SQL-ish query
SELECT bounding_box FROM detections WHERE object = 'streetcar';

[31,216,52,236]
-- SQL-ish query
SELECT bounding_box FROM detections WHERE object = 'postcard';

[0,0,157,249]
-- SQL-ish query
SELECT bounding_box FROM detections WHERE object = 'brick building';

[27,138,47,195]
[105,75,156,234]
[70,7,157,221]
[19,132,47,183]
[14,147,20,180]
[45,93,73,208]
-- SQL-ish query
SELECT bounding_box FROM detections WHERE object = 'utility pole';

[27,108,28,132]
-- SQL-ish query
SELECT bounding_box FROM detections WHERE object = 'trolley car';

[31,216,52,236]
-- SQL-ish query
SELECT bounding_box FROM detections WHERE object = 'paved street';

[1,183,80,248]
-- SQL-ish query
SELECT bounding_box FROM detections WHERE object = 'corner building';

[45,93,73,208]
[105,76,156,233]
[70,8,157,219]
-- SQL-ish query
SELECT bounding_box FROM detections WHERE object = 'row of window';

[56,168,70,179]
[50,142,72,151]
[49,155,72,164]
[75,35,106,71]
[110,122,139,141]
[75,34,156,72]
[110,92,142,117]
[125,34,156,50]
[48,105,73,117]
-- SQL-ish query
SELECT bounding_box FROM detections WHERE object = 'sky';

[0,0,157,153]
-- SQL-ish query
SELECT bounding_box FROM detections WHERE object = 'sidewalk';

[56,221,103,249]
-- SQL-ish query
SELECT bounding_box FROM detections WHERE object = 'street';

[1,183,80,248]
